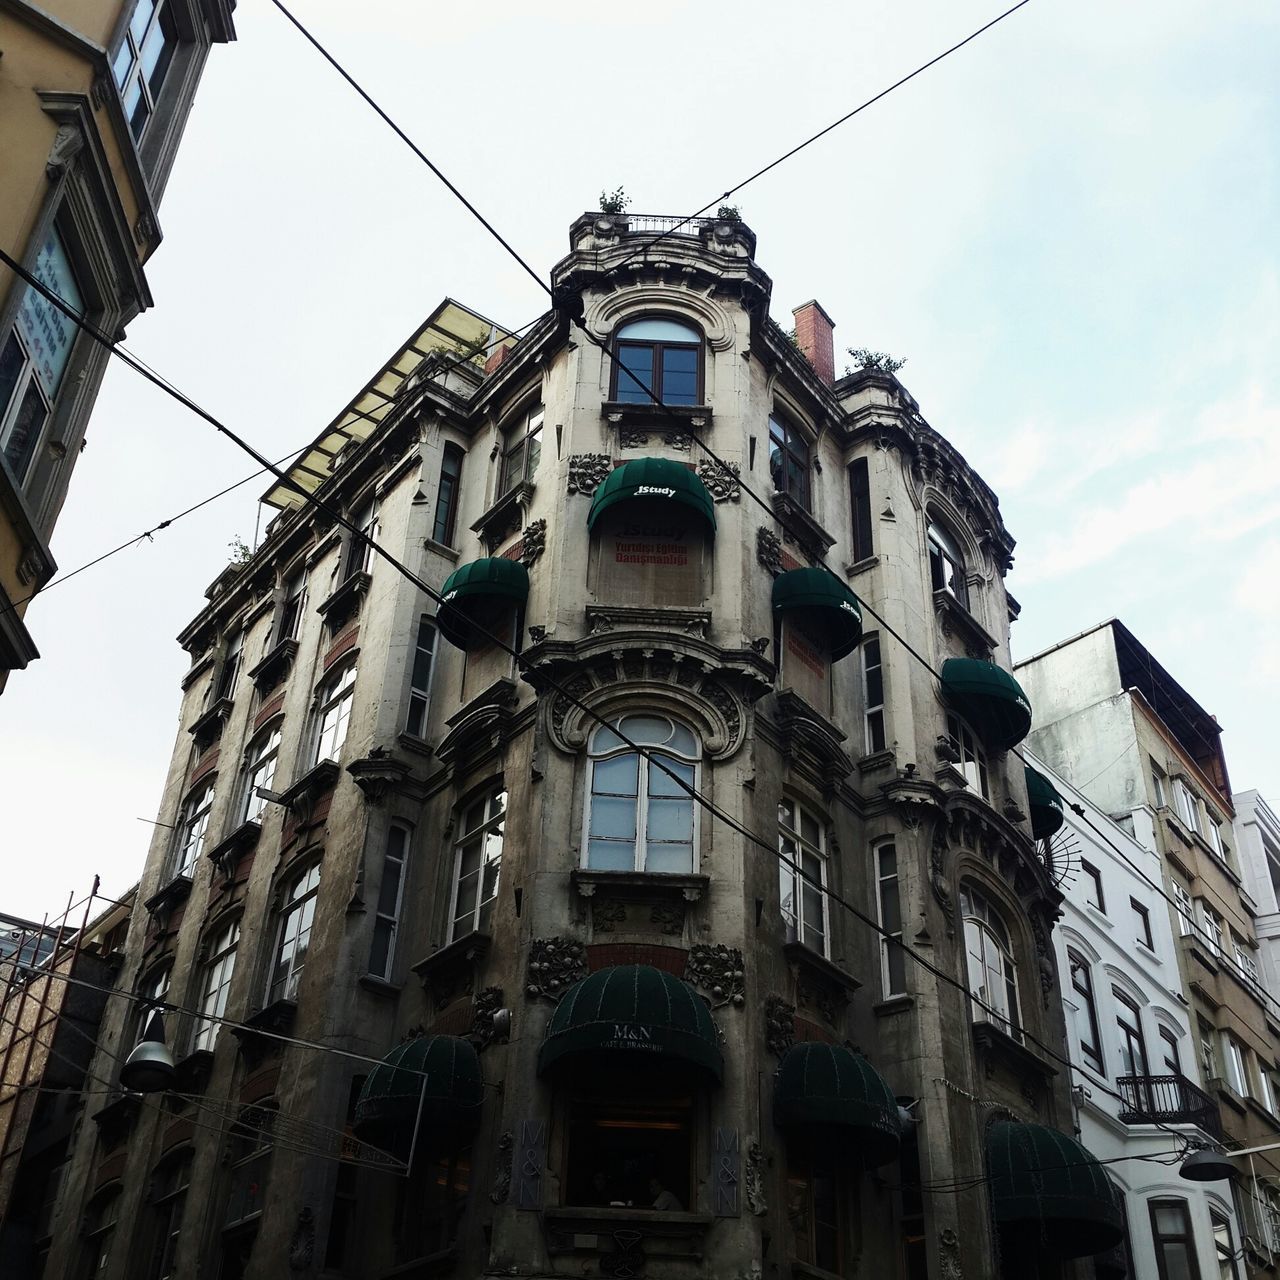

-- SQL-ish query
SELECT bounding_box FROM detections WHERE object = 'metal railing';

[619,214,715,236]
[1117,1073,1222,1138]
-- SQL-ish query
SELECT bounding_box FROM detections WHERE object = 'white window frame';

[276,565,308,644]
[1150,762,1168,808]
[193,919,239,1053]
[111,0,179,142]
[582,715,700,875]
[242,727,281,825]
[945,712,989,799]
[346,494,379,579]
[1234,934,1260,987]
[1200,902,1225,957]
[778,798,830,957]
[214,627,244,702]
[171,782,215,879]
[448,787,506,942]
[861,635,885,755]
[1260,1065,1278,1116]
[1174,779,1202,835]
[960,883,1021,1042]
[313,665,357,766]
[1172,881,1194,936]
[1223,1033,1250,1097]
[132,965,171,1053]
[875,840,905,997]
[369,823,410,981]
[498,403,543,496]
[267,864,321,1005]
[928,520,968,607]
[403,617,437,738]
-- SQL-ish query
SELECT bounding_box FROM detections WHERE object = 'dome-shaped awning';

[1024,766,1065,840]
[436,557,529,651]
[771,568,863,661]
[986,1121,1124,1259]
[773,1042,901,1167]
[537,964,722,1082]
[352,1035,484,1157]
[586,458,716,535]
[940,657,1033,751]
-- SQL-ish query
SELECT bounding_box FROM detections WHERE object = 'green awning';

[537,964,722,1081]
[436,557,529,650]
[772,568,863,661]
[1025,766,1065,840]
[773,1042,901,1167]
[352,1035,484,1158]
[940,657,1033,751]
[586,458,716,535]
[987,1121,1124,1259]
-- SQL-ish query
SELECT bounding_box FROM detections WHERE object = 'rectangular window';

[1259,1064,1277,1116]
[449,788,506,941]
[768,413,811,510]
[1131,898,1153,949]
[1159,1026,1182,1075]
[112,0,178,140]
[1212,1210,1239,1280]
[242,727,281,824]
[314,665,357,765]
[1233,934,1260,987]
[1114,989,1149,1078]
[1068,951,1104,1074]
[499,405,543,496]
[1198,1019,1218,1083]
[849,457,873,562]
[147,1153,191,1280]
[193,919,239,1053]
[346,495,379,579]
[1150,761,1168,808]
[876,842,905,998]
[1200,903,1225,957]
[214,628,244,702]
[404,618,437,737]
[786,1154,847,1274]
[1172,881,1194,937]
[268,864,321,1004]
[1207,820,1226,860]
[862,635,885,755]
[1175,780,1202,834]
[945,713,989,799]
[1222,1034,1249,1097]
[369,824,410,981]
[432,443,464,545]
[277,566,308,643]
[778,799,829,957]
[1081,860,1105,912]
[1149,1200,1200,1280]
[172,783,215,878]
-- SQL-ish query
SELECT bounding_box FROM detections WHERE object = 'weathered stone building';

[43,215,1120,1280]
[0,0,235,690]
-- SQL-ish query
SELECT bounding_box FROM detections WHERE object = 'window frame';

[862,634,886,755]
[214,627,244,702]
[345,493,379,580]
[1200,902,1225,958]
[960,882,1021,1041]
[1151,761,1168,808]
[785,1148,852,1275]
[81,1185,121,1277]
[927,520,969,609]
[171,781,215,880]
[582,714,700,876]
[1158,1025,1182,1076]
[1080,860,1106,912]
[497,402,544,497]
[276,564,308,644]
[111,0,179,142]
[403,616,438,739]
[369,823,411,981]
[313,664,357,766]
[1172,880,1194,937]
[432,442,465,546]
[1113,988,1150,1079]
[1175,779,1203,835]
[848,456,873,562]
[1222,1033,1250,1097]
[1211,1208,1239,1280]
[767,410,812,509]
[267,863,321,1005]
[946,712,990,799]
[146,1148,192,1280]
[1131,897,1153,949]
[1149,1198,1202,1280]
[876,840,906,998]
[448,786,507,942]
[778,797,831,957]
[241,725,281,825]
[1067,949,1105,1074]
[193,918,239,1053]
[609,317,704,407]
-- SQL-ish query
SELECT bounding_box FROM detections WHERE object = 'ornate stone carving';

[698,458,741,503]
[134,211,159,248]
[745,1142,767,1215]
[593,900,628,933]
[663,429,691,451]
[764,995,795,1058]
[46,123,83,178]
[756,526,782,576]
[699,680,742,749]
[520,518,547,566]
[490,1131,514,1204]
[90,74,112,109]
[684,945,745,1009]
[525,936,587,1001]
[567,453,613,496]
[1030,914,1055,1008]
[748,637,770,656]
[288,1207,315,1270]
[529,625,547,643]
[649,903,685,935]
[935,734,962,764]
[931,831,955,934]
[470,986,505,1048]
[939,1227,963,1280]
[620,428,649,448]
[1001,798,1027,824]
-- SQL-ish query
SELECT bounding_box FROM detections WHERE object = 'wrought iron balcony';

[1117,1073,1222,1138]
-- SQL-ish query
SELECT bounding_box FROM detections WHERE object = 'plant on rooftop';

[845,347,907,376]
[716,204,742,222]
[598,187,630,215]
[228,536,251,565]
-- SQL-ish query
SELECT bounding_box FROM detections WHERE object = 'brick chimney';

[484,342,513,376]
[791,300,836,386]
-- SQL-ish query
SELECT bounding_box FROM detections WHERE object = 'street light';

[120,1011,176,1094]
[1180,1140,1280,1183]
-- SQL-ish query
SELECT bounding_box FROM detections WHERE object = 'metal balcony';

[1117,1073,1222,1138]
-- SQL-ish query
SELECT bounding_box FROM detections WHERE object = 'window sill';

[771,491,835,556]
[358,974,403,998]
[873,994,914,1017]
[602,401,712,433]
[471,482,531,551]
[207,820,262,880]
[171,1048,215,1097]
[317,571,370,634]
[248,638,299,695]
[411,932,492,1006]
[782,942,861,995]
[396,731,434,759]
[543,1205,712,1257]
[422,537,460,562]
[791,1261,849,1280]
[144,872,194,918]
[189,696,233,750]
[346,754,411,803]
[279,759,341,815]
[92,1092,140,1143]
[231,999,297,1067]
[571,869,709,904]
[856,748,897,776]
[378,1249,457,1279]
[1083,903,1114,930]
[845,554,879,579]
[180,651,215,692]
[933,589,997,658]
[971,1019,1057,1082]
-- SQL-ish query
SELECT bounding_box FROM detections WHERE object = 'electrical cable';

[599,0,1037,274]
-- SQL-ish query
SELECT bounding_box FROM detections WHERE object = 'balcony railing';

[621,214,714,236]
[1117,1073,1222,1138]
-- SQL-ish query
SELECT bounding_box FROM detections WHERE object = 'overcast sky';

[2,0,1277,921]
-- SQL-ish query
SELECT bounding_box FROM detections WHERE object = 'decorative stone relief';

[698,458,741,503]
[649,903,685,936]
[745,1142,767,1215]
[756,527,782,576]
[620,428,649,448]
[46,124,84,178]
[470,986,505,1048]
[288,1207,315,1270]
[525,936,587,1001]
[489,1131,514,1204]
[1030,915,1055,1008]
[593,900,628,933]
[663,429,691,451]
[529,625,547,643]
[764,995,795,1057]
[685,945,746,1009]
[1001,798,1027,824]
[930,831,955,934]
[935,735,962,764]
[567,453,612,496]
[520,519,547,566]
[939,1227,963,1280]
[748,637,770,656]
[134,211,159,248]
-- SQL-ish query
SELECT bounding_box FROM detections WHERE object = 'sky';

[2,0,1277,921]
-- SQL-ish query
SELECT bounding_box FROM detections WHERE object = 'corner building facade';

[48,216,1119,1280]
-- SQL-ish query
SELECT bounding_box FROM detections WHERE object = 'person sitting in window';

[649,1176,683,1211]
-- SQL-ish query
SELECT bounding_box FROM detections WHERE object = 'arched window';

[1067,949,1104,1073]
[928,520,968,607]
[81,1185,121,1277]
[778,799,829,956]
[961,883,1020,1041]
[193,917,239,1053]
[611,318,703,406]
[224,1099,275,1230]
[945,711,989,799]
[313,664,357,765]
[145,1148,192,1279]
[586,715,698,874]
[170,781,215,879]
[241,726,281,824]
[768,411,811,509]
[268,864,321,1004]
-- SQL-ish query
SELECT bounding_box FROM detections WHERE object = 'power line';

[601,0,1036,274]
[265,0,550,301]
